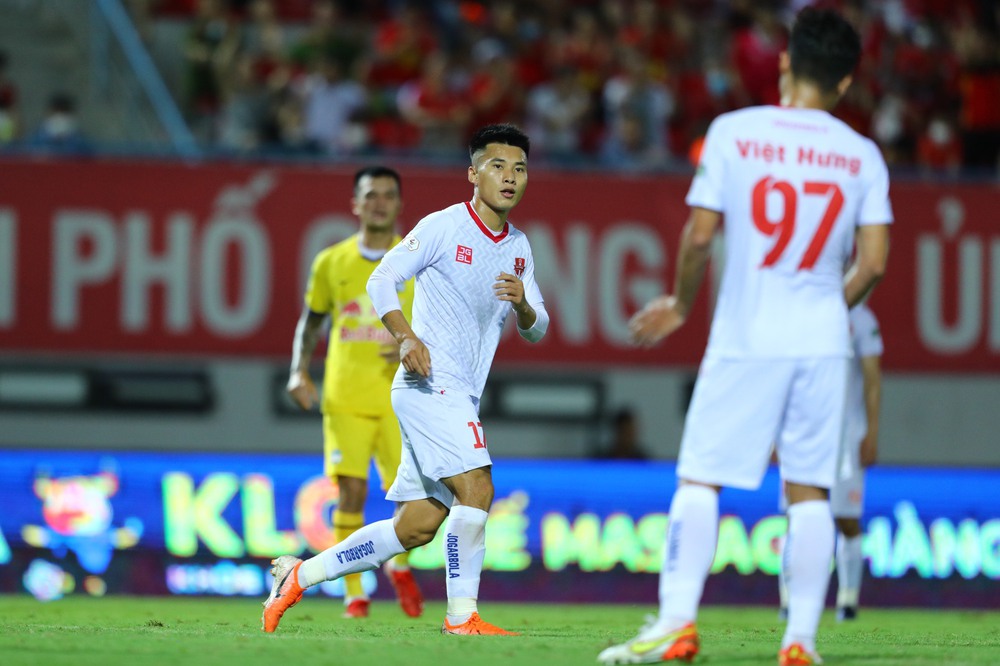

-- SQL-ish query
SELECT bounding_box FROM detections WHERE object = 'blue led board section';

[1,450,997,606]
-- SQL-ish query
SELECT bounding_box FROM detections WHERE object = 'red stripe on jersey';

[465,201,509,243]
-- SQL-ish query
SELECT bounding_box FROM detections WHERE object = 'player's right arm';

[631,116,726,348]
[853,306,884,467]
[287,307,326,409]
[629,207,720,347]
[369,260,431,377]
[379,310,431,377]
[288,250,332,410]
[859,353,882,467]
[366,215,445,378]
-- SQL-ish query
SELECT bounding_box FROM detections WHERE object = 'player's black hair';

[788,7,861,93]
[468,123,531,161]
[353,166,402,194]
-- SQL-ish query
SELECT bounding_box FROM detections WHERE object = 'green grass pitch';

[1,596,997,665]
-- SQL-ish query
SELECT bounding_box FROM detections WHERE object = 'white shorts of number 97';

[678,356,848,491]
[386,386,493,508]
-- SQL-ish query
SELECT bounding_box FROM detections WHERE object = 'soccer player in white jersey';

[778,303,883,622]
[598,9,891,666]
[262,123,548,636]
[829,303,883,620]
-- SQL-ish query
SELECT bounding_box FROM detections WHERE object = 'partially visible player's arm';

[287,306,326,410]
[847,141,893,307]
[629,206,720,346]
[673,207,720,317]
[512,298,537,330]
[495,271,548,340]
[495,253,549,342]
[859,354,882,467]
[367,224,441,377]
[379,308,431,377]
[844,223,889,307]
[515,299,549,343]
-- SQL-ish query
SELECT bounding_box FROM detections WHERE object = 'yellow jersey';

[304,234,414,416]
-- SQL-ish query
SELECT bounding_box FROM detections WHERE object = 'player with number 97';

[602,7,891,666]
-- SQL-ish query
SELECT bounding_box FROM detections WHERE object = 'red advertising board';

[0,158,998,372]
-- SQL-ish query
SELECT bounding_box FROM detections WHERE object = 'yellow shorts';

[323,411,402,490]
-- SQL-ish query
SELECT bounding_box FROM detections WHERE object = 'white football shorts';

[386,385,493,507]
[677,356,848,491]
[829,416,866,518]
[779,462,865,518]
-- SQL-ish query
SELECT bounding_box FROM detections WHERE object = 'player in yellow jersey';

[286,166,423,619]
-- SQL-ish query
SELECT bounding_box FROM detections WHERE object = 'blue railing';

[91,0,198,157]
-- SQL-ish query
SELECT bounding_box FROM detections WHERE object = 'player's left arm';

[630,206,721,347]
[859,353,882,467]
[846,142,893,307]
[494,261,549,342]
[844,223,889,307]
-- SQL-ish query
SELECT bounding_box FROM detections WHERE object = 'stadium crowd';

[4,0,1000,172]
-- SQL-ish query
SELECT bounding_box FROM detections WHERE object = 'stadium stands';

[0,0,997,171]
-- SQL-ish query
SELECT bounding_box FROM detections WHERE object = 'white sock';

[656,484,719,632]
[444,505,488,624]
[782,500,835,652]
[836,534,863,608]
[297,519,404,588]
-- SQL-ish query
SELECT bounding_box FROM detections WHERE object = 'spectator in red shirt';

[465,41,524,137]
[396,51,469,153]
[615,0,684,77]
[954,19,1000,169]
[730,5,786,106]
[368,3,437,89]
[917,115,963,174]
[243,0,287,78]
[548,8,614,95]
[671,59,745,164]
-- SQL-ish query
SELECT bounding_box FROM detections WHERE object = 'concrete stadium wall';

[2,359,998,468]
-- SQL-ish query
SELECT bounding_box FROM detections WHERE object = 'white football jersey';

[844,303,883,449]
[368,202,547,398]
[687,105,893,358]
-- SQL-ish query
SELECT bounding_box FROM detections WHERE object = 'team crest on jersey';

[514,257,525,277]
[404,235,420,251]
[456,245,473,264]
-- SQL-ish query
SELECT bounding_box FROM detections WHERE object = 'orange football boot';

[261,556,304,633]
[778,643,823,666]
[441,612,520,636]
